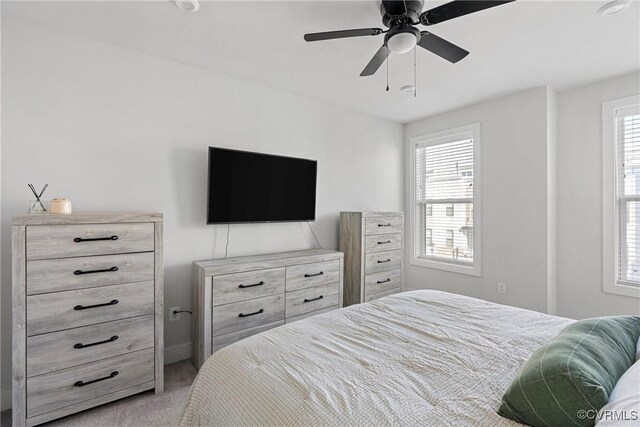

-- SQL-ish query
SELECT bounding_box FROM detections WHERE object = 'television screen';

[207,147,317,224]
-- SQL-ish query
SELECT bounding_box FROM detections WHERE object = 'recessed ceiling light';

[175,0,199,12]
[597,0,631,15]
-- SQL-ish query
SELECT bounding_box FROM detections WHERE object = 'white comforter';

[180,290,573,426]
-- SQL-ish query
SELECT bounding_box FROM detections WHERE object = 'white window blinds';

[616,105,640,286]
[415,136,474,265]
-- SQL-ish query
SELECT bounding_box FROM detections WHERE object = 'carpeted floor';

[1,360,196,427]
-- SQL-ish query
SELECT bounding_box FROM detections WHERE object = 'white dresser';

[340,211,404,306]
[192,249,343,370]
[12,213,164,427]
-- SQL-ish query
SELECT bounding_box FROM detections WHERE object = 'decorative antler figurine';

[28,184,48,212]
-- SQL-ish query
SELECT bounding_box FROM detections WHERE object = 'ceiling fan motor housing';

[380,0,424,27]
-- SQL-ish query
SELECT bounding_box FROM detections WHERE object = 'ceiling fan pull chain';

[386,49,390,92]
[414,45,417,98]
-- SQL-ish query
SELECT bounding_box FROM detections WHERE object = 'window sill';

[603,282,640,299]
[410,256,481,277]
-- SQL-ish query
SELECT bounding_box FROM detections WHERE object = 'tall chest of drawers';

[192,249,343,370]
[12,213,164,427]
[340,212,404,306]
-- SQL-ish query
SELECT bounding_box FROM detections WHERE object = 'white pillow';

[596,359,640,426]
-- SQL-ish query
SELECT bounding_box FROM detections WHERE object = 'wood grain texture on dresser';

[364,269,402,298]
[364,286,401,302]
[12,212,163,427]
[27,252,154,295]
[27,349,155,418]
[27,315,154,377]
[12,226,27,427]
[212,294,285,337]
[285,260,340,292]
[192,249,344,370]
[285,282,340,318]
[340,212,404,306]
[213,267,285,306]
[286,305,337,324]
[26,222,155,260]
[26,281,154,336]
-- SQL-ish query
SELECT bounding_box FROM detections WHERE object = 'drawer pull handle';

[74,335,118,349]
[74,266,119,275]
[74,371,118,387]
[377,278,391,284]
[238,308,264,318]
[74,299,119,311]
[378,240,392,244]
[73,235,119,243]
[304,271,324,278]
[304,295,324,303]
[239,281,264,289]
[378,223,392,227]
[377,259,392,264]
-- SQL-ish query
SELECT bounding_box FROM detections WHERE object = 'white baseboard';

[165,342,191,364]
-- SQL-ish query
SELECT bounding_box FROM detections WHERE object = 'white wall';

[404,87,555,314]
[0,19,404,409]
[557,72,640,319]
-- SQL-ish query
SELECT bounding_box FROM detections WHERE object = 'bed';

[180,290,573,426]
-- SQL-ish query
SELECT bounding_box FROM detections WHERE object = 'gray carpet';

[1,360,196,427]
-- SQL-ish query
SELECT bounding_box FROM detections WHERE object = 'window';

[410,123,481,276]
[446,204,454,216]
[446,230,454,248]
[603,95,640,298]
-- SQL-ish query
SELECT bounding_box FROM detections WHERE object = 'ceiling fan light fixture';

[387,31,418,54]
[175,0,199,12]
[597,0,631,15]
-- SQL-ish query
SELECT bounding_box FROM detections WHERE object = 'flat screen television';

[207,147,317,224]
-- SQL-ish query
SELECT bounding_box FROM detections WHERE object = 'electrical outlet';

[497,282,507,294]
[169,306,181,322]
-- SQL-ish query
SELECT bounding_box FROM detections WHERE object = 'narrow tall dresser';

[192,249,343,370]
[340,211,404,306]
[12,212,164,427]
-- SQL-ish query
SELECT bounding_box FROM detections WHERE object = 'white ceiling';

[3,0,640,123]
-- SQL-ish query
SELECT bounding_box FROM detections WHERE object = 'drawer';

[27,252,155,295]
[26,223,154,260]
[26,281,154,336]
[286,306,336,324]
[212,320,284,353]
[27,315,154,377]
[27,348,154,418]
[365,233,402,253]
[364,250,402,275]
[213,294,284,337]
[212,268,285,306]
[364,216,403,235]
[285,282,340,318]
[286,260,341,292]
[365,287,401,302]
[365,269,401,299]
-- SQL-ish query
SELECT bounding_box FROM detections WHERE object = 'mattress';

[180,290,573,426]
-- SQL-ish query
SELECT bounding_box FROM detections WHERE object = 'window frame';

[409,123,482,277]
[602,95,640,298]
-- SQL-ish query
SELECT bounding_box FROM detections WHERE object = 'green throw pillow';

[498,315,640,427]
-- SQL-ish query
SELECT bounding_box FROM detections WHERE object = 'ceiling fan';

[304,0,515,77]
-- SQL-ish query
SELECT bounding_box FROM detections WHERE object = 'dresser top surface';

[194,249,343,276]
[12,212,163,226]
[340,211,404,217]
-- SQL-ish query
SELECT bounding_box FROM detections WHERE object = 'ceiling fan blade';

[304,28,383,42]
[360,45,390,77]
[419,0,516,25]
[417,31,469,63]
